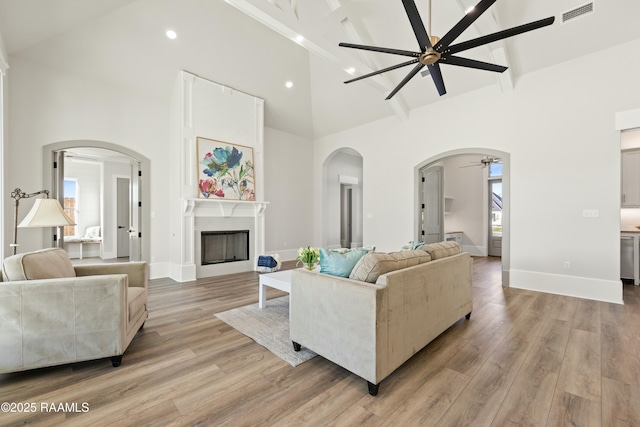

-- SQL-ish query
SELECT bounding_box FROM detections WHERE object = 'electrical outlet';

[582,209,599,218]
[564,261,571,270]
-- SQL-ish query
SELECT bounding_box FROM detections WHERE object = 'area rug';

[214,296,317,367]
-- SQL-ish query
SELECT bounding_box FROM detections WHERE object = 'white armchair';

[0,248,148,374]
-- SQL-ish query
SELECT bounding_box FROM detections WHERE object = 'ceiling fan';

[339,0,554,99]
[459,156,501,168]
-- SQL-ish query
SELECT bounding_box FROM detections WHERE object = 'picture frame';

[196,137,256,201]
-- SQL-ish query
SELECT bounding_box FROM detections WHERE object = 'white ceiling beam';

[453,0,514,92]
[225,0,394,100]
[492,47,513,92]
[332,1,410,120]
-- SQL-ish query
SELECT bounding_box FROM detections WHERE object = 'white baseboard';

[168,262,196,282]
[264,248,299,261]
[149,262,171,279]
[462,245,487,257]
[510,269,623,304]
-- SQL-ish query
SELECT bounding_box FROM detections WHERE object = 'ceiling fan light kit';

[339,0,555,99]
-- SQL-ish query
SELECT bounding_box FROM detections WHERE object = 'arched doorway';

[322,148,364,249]
[415,148,510,286]
[43,141,151,263]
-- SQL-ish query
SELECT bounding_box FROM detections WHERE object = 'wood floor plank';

[491,318,571,426]
[436,309,545,426]
[556,329,601,402]
[602,376,640,425]
[380,367,470,426]
[1,257,639,426]
[546,391,601,427]
[601,323,640,387]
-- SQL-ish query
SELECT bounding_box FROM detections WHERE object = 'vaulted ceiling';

[1,0,639,139]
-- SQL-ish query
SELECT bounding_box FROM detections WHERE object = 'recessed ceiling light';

[166,29,177,39]
[285,81,294,89]
[346,67,356,75]
[295,35,304,43]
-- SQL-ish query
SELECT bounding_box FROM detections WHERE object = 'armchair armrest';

[74,262,147,288]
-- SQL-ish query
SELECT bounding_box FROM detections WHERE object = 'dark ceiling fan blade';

[436,0,497,51]
[445,16,555,55]
[428,63,446,96]
[402,0,432,52]
[344,59,420,84]
[440,55,507,72]
[339,42,419,58]
[386,63,425,100]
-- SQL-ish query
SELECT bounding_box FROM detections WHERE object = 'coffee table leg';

[259,280,266,309]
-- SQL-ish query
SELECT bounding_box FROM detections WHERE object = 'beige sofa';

[290,242,472,395]
[0,248,148,374]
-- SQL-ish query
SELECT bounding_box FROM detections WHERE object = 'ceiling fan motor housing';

[420,35,442,65]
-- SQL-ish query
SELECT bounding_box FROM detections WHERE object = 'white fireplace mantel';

[184,198,269,218]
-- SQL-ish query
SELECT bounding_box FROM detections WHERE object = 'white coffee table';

[259,270,292,308]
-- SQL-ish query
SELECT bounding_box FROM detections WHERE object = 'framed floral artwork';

[196,137,256,201]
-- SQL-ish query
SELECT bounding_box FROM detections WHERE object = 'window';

[489,162,502,177]
[64,179,78,236]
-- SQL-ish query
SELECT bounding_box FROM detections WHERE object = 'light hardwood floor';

[2,257,640,426]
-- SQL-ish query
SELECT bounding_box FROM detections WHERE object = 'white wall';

[313,38,640,304]
[5,56,170,276]
[442,155,486,255]
[0,31,7,261]
[263,127,314,259]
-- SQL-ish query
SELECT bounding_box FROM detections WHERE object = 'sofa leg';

[465,312,472,320]
[111,355,123,367]
[292,341,301,352]
[367,382,379,396]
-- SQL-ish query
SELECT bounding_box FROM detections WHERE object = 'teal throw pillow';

[319,247,369,277]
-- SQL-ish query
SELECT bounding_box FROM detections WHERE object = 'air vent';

[420,69,430,78]
[562,2,594,23]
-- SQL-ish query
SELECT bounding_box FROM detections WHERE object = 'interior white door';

[129,162,141,261]
[116,177,130,258]
[340,185,353,248]
[422,165,444,244]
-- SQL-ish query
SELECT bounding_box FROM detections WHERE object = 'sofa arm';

[290,270,387,384]
[74,261,147,288]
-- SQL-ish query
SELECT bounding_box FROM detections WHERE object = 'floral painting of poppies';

[197,137,256,201]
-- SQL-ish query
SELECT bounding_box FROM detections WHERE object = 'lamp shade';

[18,198,75,228]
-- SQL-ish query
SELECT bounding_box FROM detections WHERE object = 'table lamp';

[10,188,75,255]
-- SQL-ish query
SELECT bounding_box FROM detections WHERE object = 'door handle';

[118,226,126,229]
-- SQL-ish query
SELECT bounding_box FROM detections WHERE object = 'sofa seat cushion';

[2,248,76,281]
[419,241,461,260]
[127,287,147,324]
[349,250,432,283]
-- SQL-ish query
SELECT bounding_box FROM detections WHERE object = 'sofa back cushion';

[419,241,461,260]
[349,250,432,283]
[2,248,76,281]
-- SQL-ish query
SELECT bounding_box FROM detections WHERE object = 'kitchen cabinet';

[445,231,463,245]
[621,150,640,207]
[621,232,640,285]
